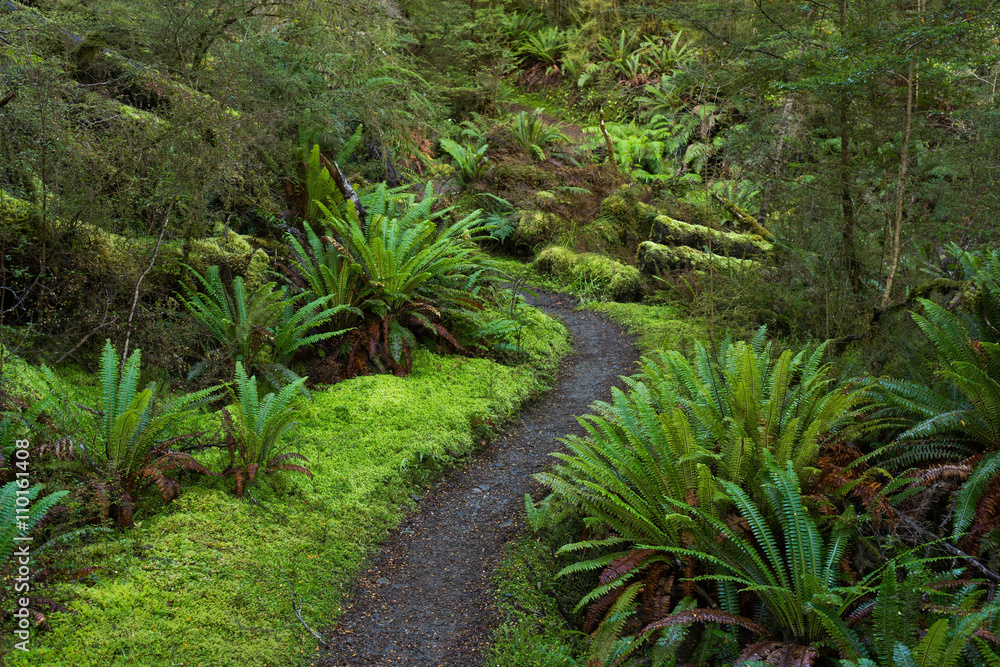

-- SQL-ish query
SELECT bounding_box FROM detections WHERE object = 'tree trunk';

[840,97,861,293]
[880,58,915,309]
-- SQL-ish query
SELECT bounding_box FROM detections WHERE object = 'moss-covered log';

[649,215,772,257]
[711,192,773,239]
[533,245,643,301]
[636,241,760,276]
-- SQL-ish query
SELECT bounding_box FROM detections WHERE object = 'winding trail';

[319,292,640,667]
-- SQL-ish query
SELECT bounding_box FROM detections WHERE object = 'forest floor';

[318,292,640,666]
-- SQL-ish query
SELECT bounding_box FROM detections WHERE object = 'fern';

[509,110,569,161]
[0,481,68,561]
[47,340,219,526]
[312,181,500,377]
[439,139,491,186]
[223,362,310,496]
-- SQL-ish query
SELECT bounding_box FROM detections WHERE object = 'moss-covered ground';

[5,307,571,666]
[584,301,706,355]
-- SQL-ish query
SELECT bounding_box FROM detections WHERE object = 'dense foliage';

[3,0,1000,663]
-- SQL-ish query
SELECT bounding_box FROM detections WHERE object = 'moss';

[649,215,772,257]
[244,249,271,291]
[585,301,706,354]
[598,187,644,227]
[492,163,551,190]
[513,210,566,247]
[8,306,572,666]
[532,245,578,276]
[637,241,760,276]
[486,537,584,667]
[0,191,34,236]
[575,254,643,302]
[583,215,623,247]
[711,192,773,239]
[533,246,643,302]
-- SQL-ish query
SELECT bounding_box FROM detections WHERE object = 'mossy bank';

[3,306,571,667]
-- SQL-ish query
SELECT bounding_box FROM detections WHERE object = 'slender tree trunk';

[757,96,794,225]
[840,98,861,293]
[880,58,915,309]
[838,0,861,293]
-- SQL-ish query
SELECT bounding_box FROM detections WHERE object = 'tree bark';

[880,58,915,309]
[840,97,861,293]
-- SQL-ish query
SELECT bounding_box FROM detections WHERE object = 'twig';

[245,491,290,524]
[54,291,118,365]
[120,203,173,369]
[896,513,1000,582]
[286,580,329,647]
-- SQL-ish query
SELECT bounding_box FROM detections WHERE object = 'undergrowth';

[3,307,570,666]
[584,301,705,354]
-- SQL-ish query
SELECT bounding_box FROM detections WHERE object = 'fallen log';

[636,241,760,276]
[649,214,771,258]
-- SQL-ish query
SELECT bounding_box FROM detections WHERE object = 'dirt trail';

[319,292,640,667]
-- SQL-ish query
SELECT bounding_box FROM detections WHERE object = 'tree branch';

[286,580,329,647]
[120,202,172,369]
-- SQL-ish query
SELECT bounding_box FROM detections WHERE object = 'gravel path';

[319,292,640,667]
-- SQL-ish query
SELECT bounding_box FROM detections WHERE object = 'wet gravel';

[318,292,641,666]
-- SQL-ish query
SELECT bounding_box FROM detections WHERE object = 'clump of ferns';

[43,341,220,528]
[862,274,1000,554]
[577,462,1000,667]
[219,363,311,497]
[309,182,500,378]
[539,328,877,662]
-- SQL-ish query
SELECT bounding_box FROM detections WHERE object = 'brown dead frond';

[641,608,767,637]
[600,549,656,585]
[738,640,819,667]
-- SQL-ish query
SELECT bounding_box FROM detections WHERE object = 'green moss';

[532,245,578,276]
[0,191,34,236]
[244,249,271,291]
[533,246,642,302]
[582,215,623,247]
[513,210,566,247]
[649,215,771,256]
[492,163,551,190]
[486,537,584,667]
[585,301,706,354]
[598,187,643,226]
[8,306,572,666]
[636,241,761,276]
[575,254,642,302]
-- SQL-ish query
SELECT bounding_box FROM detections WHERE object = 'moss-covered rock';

[595,187,653,246]
[637,241,760,276]
[649,215,772,257]
[513,210,567,247]
[533,245,643,301]
[583,215,624,247]
[532,245,578,275]
[599,187,644,227]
